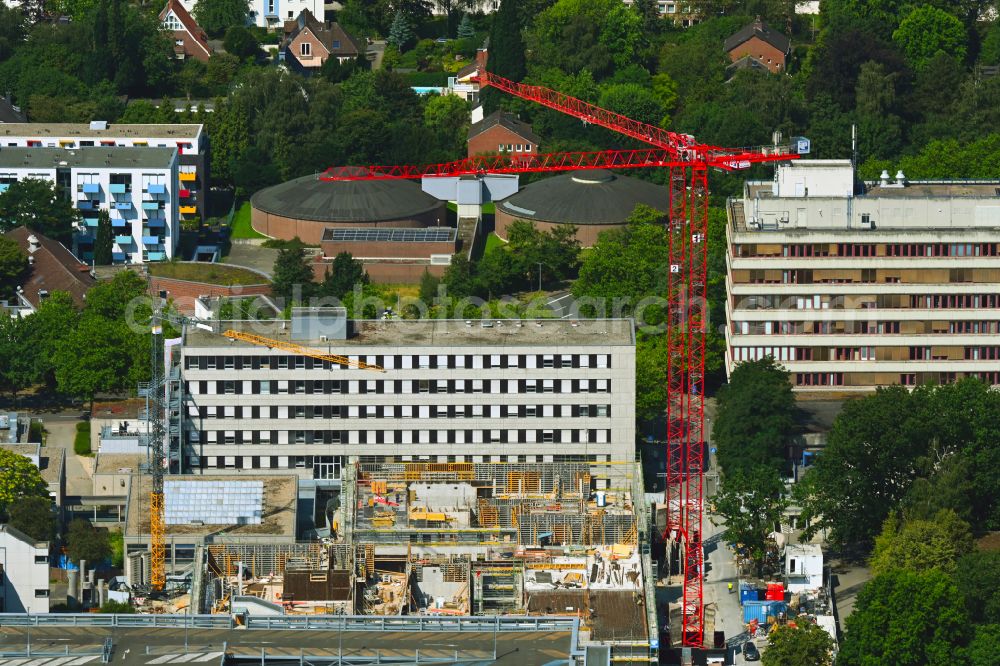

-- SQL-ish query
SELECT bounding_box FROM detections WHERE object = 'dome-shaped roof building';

[495,170,666,246]
[251,174,447,244]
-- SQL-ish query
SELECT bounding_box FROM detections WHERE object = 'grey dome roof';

[497,170,666,226]
[251,174,442,223]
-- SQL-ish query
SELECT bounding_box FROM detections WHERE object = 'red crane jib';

[320,149,794,181]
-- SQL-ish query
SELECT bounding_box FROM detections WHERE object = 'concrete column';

[140,554,149,586]
[67,569,79,610]
[78,560,87,606]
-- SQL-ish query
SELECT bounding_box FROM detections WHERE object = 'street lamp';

[536,263,543,292]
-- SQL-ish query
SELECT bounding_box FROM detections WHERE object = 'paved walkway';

[37,412,93,497]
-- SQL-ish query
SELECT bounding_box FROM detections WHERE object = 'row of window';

[193,429,612,445]
[737,294,1000,311]
[741,243,1000,258]
[184,353,611,371]
[186,378,612,396]
[192,452,609,474]
[734,347,1000,363]
[193,403,611,420]
[734,321,909,335]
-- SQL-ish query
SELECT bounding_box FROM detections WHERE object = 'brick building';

[724,17,790,74]
[280,10,362,73]
[160,0,213,63]
[467,111,539,159]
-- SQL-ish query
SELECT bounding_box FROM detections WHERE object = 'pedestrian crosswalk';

[144,652,223,664]
[0,652,223,666]
[0,657,99,666]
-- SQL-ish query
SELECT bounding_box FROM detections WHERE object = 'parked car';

[743,641,761,661]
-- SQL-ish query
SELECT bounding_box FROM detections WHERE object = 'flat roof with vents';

[321,227,457,243]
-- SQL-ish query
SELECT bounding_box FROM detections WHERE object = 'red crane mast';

[323,69,799,648]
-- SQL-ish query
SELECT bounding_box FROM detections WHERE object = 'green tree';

[762,621,835,666]
[223,25,258,61]
[193,0,250,38]
[66,518,111,564]
[892,6,967,71]
[0,179,80,244]
[93,209,113,266]
[635,335,668,423]
[797,386,930,550]
[22,291,78,390]
[387,10,414,52]
[271,242,316,303]
[870,510,974,576]
[457,13,474,39]
[8,495,55,542]
[0,315,35,399]
[0,234,28,300]
[954,551,1000,625]
[55,315,147,409]
[529,0,643,77]
[969,624,1000,666]
[0,4,25,63]
[597,83,665,127]
[442,253,477,298]
[318,252,368,300]
[0,447,48,515]
[418,267,440,304]
[84,269,148,321]
[573,204,667,322]
[483,0,526,113]
[713,466,788,574]
[712,357,795,477]
[839,569,970,666]
[476,246,524,297]
[423,93,470,156]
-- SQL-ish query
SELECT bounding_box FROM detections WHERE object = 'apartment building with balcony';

[178,312,636,494]
[0,122,206,224]
[0,146,179,263]
[726,159,1000,392]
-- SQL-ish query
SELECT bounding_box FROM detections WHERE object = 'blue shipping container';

[740,587,760,605]
[743,601,787,625]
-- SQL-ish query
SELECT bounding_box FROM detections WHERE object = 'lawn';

[149,262,267,285]
[230,202,267,239]
[484,232,505,253]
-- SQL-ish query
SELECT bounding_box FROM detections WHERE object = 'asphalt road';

[0,627,573,666]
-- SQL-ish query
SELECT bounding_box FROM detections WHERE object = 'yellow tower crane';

[221,330,385,372]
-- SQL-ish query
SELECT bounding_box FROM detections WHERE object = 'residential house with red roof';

[2,226,95,315]
[160,0,213,63]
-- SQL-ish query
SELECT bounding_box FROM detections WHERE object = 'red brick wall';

[149,276,271,314]
[320,238,457,258]
[495,209,623,248]
[727,37,787,73]
[311,260,446,284]
[252,205,448,245]
[468,126,539,159]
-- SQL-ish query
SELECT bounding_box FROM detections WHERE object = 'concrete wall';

[468,126,539,159]
[251,205,448,245]
[495,209,622,248]
[0,526,49,613]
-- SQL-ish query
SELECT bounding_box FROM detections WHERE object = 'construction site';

[107,460,656,659]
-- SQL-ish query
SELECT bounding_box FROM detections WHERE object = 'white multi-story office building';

[0,123,206,221]
[0,525,50,613]
[726,159,1000,391]
[0,147,179,263]
[178,314,636,486]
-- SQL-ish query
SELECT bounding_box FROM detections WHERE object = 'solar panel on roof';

[324,227,456,243]
[164,480,264,525]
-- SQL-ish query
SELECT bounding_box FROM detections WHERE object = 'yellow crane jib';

[221,330,385,372]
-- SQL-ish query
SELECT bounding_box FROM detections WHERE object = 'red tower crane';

[322,70,800,648]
